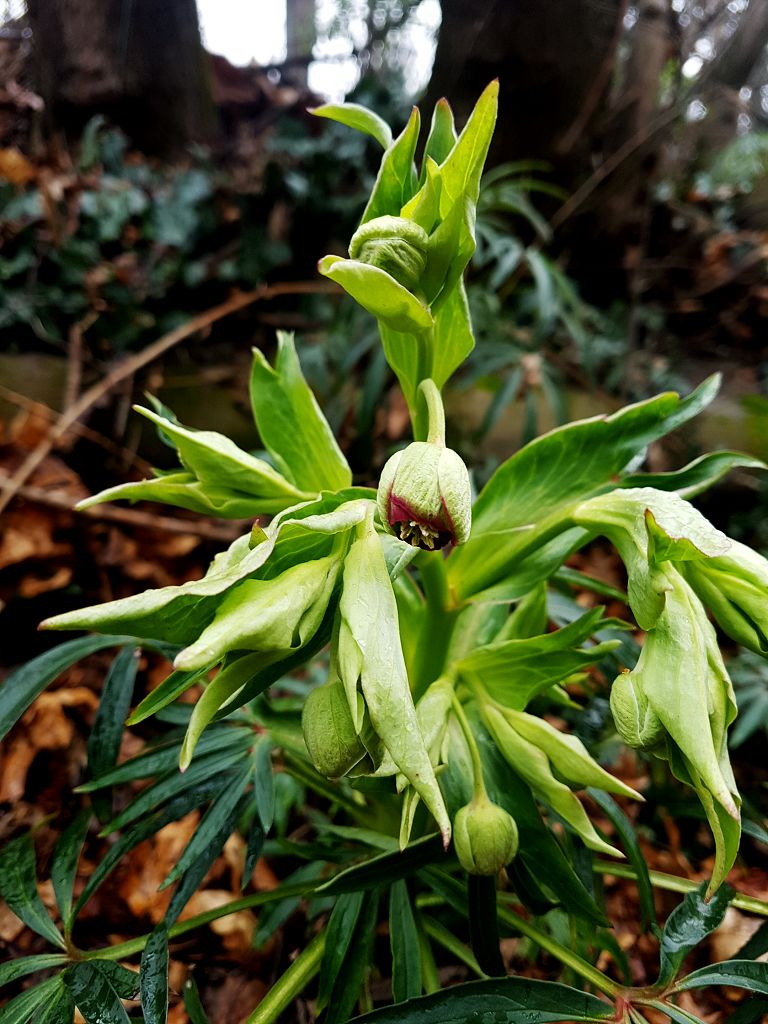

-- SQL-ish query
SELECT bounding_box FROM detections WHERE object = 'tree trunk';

[285,0,316,89]
[423,0,625,175]
[27,0,215,155]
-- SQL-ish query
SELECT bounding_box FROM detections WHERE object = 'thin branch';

[0,281,335,516]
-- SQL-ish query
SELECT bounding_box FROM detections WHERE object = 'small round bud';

[302,679,367,777]
[377,441,471,550]
[453,795,519,876]
[349,216,429,292]
[610,670,665,750]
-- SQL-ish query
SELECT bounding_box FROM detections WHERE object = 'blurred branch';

[0,281,336,516]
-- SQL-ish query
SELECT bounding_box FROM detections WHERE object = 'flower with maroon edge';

[377,439,471,550]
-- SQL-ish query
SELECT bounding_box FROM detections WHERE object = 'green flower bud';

[610,669,666,750]
[377,441,471,550]
[302,678,368,778]
[349,216,429,293]
[453,795,519,876]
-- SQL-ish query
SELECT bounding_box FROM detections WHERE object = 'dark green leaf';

[72,776,227,919]
[0,953,68,988]
[0,833,64,948]
[318,891,364,1010]
[140,924,169,1024]
[724,996,768,1024]
[127,664,212,726]
[0,974,66,1024]
[99,749,244,834]
[66,961,132,1023]
[658,882,733,986]
[389,881,421,1002]
[78,727,249,791]
[254,862,325,948]
[325,890,379,1024]
[51,809,91,930]
[640,1001,705,1024]
[165,803,240,927]
[88,647,139,817]
[347,977,614,1023]
[736,918,768,959]
[254,738,275,832]
[183,975,210,1024]
[162,763,251,889]
[317,834,447,897]
[587,790,656,932]
[32,978,75,1024]
[241,818,265,891]
[0,635,137,742]
[672,959,768,994]
[91,961,140,999]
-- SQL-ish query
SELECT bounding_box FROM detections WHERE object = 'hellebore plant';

[3,82,768,1024]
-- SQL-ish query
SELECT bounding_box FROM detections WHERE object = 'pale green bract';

[35,85,768,920]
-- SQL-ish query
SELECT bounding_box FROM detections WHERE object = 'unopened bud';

[349,216,429,293]
[610,670,665,750]
[302,679,367,778]
[453,795,519,876]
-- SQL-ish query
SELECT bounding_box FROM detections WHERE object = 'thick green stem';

[418,378,446,446]
[496,894,621,997]
[593,862,768,917]
[451,694,488,802]
[411,552,459,698]
[245,929,326,1024]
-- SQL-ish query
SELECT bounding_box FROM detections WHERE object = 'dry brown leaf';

[0,146,36,185]
[179,888,256,954]
[120,813,200,921]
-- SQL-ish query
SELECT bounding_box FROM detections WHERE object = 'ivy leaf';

[657,881,733,987]
[0,833,64,948]
[347,976,614,1023]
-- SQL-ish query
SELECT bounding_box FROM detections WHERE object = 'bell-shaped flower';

[377,441,471,550]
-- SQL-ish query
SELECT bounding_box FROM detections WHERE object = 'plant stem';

[451,694,488,802]
[245,929,326,1024]
[496,894,621,997]
[592,861,768,917]
[411,552,458,698]
[80,882,318,961]
[418,378,446,446]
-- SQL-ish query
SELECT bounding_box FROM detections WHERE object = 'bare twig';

[0,281,335,516]
[63,311,97,411]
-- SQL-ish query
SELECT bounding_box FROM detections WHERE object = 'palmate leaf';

[325,890,380,1024]
[448,376,722,602]
[66,961,135,1024]
[88,646,139,821]
[51,808,91,931]
[389,880,422,1002]
[0,974,67,1024]
[347,977,614,1023]
[318,891,365,1011]
[0,953,68,988]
